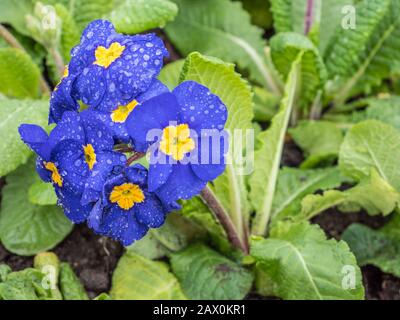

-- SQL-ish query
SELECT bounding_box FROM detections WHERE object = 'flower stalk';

[126,152,146,166]
[200,185,249,254]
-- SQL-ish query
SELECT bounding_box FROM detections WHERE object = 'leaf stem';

[200,185,249,254]
[48,46,65,79]
[304,0,314,35]
[126,152,145,167]
[250,57,301,236]
[309,90,322,120]
[0,24,51,96]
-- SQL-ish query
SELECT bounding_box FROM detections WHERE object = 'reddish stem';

[200,186,249,254]
[126,152,145,166]
[304,0,314,35]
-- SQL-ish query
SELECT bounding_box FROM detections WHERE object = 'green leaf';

[325,0,400,104]
[93,293,112,300]
[158,59,185,91]
[110,251,186,300]
[251,221,365,300]
[67,0,113,31]
[179,197,235,257]
[28,181,57,206]
[339,120,400,191]
[270,0,292,33]
[289,120,344,168]
[108,0,178,34]
[0,98,49,177]
[180,52,253,245]
[0,160,73,256]
[270,32,327,109]
[170,244,253,300]
[252,86,280,122]
[33,252,62,300]
[0,268,49,300]
[0,0,33,36]
[54,3,80,62]
[46,0,177,33]
[271,167,344,224]
[300,169,400,220]
[0,264,11,282]
[270,0,352,53]
[59,263,89,300]
[0,48,40,98]
[249,55,300,236]
[358,96,400,130]
[342,217,400,277]
[127,212,206,259]
[166,0,280,92]
[327,96,400,131]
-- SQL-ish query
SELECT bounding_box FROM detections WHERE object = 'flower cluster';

[19,20,228,246]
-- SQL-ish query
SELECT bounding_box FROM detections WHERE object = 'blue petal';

[100,206,148,246]
[89,80,169,143]
[173,81,228,131]
[49,75,79,124]
[36,157,51,183]
[81,20,115,46]
[69,20,115,74]
[102,173,126,205]
[190,129,228,182]
[158,197,181,212]
[56,187,92,223]
[125,164,148,185]
[81,152,126,205]
[155,164,207,203]
[148,150,173,192]
[73,65,106,108]
[47,111,85,157]
[87,200,104,232]
[137,79,169,103]
[19,124,48,157]
[106,34,167,97]
[51,139,88,193]
[80,110,114,151]
[134,192,166,228]
[125,93,180,152]
[122,211,149,246]
[90,110,131,143]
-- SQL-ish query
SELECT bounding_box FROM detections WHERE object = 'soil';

[0,225,124,299]
[1,29,400,301]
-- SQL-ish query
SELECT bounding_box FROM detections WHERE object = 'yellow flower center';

[93,42,125,68]
[110,183,145,210]
[44,161,63,187]
[54,65,69,91]
[159,124,195,161]
[83,144,97,170]
[110,100,139,123]
[62,65,69,78]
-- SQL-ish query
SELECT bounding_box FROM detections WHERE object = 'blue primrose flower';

[88,164,178,246]
[50,20,168,125]
[126,81,229,204]
[69,19,168,112]
[91,79,169,143]
[19,110,126,223]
